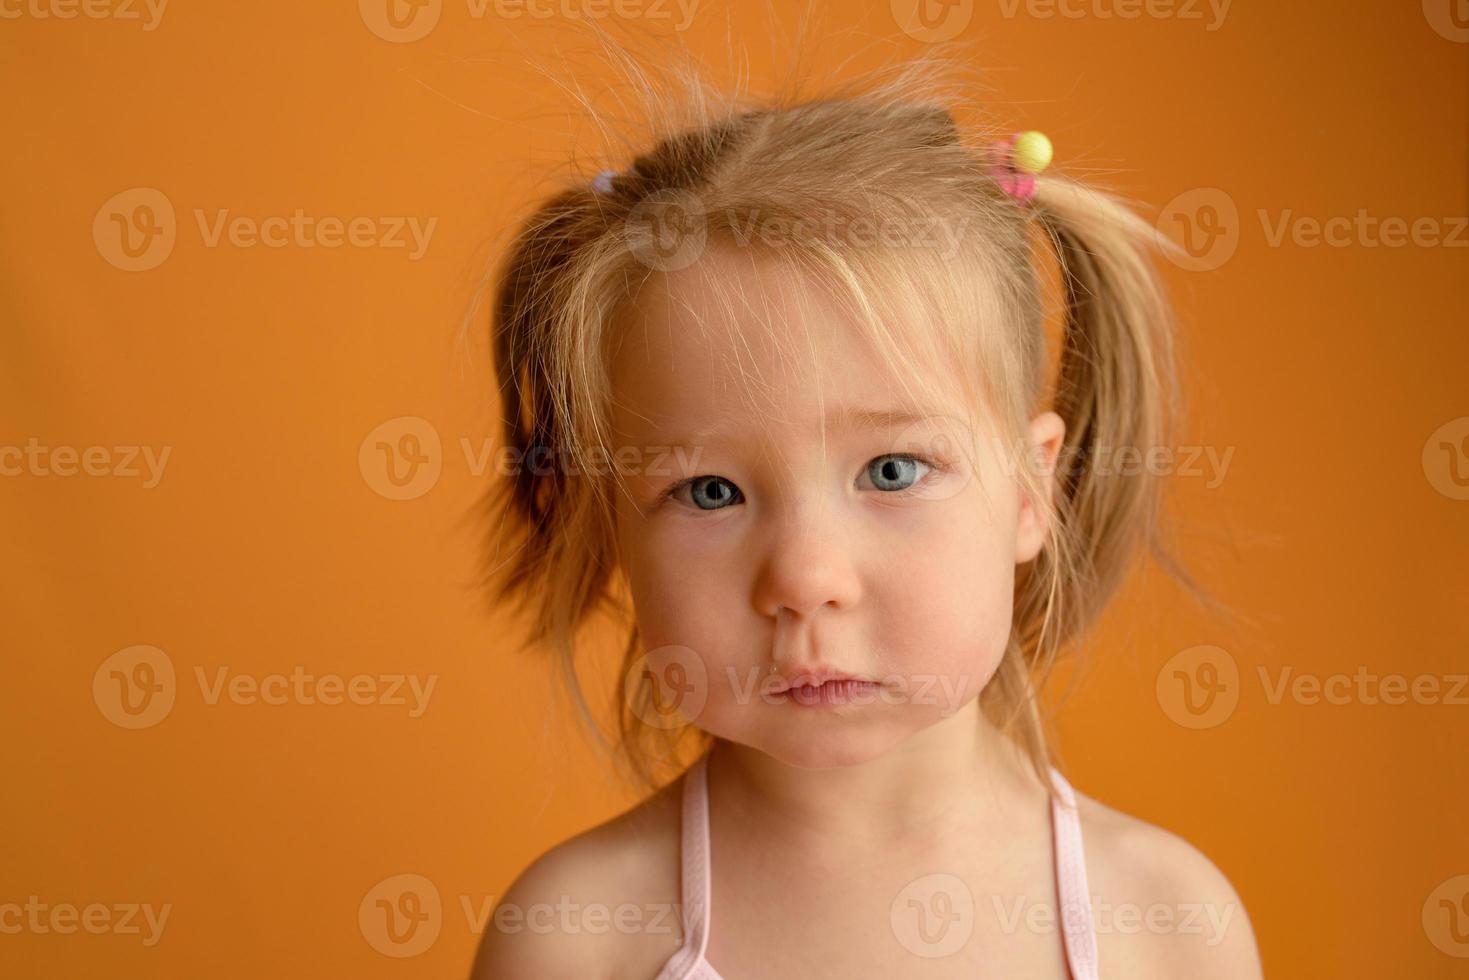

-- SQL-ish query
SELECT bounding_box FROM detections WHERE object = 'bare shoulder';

[1070,789,1264,979]
[469,775,686,980]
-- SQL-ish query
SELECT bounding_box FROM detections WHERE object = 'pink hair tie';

[590,168,617,194]
[990,130,1054,202]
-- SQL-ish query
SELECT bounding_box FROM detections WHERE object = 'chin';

[731,720,912,770]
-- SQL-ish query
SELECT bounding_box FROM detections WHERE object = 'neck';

[706,701,1050,851]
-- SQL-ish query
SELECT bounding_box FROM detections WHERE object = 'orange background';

[2,1,1466,976]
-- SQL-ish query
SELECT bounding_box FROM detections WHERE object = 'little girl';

[472,51,1263,980]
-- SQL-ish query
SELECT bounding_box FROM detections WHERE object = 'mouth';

[773,676,884,707]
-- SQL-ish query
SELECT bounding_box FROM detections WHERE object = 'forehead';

[607,244,919,437]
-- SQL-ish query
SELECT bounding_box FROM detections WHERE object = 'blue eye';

[664,454,940,511]
[675,475,743,511]
[865,454,930,492]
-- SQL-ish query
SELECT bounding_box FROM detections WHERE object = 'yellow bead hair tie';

[990,130,1052,202]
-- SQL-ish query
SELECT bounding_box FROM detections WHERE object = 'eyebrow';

[664,406,941,447]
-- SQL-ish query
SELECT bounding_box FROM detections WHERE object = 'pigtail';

[991,179,1223,784]
[481,186,631,770]
[1036,179,1182,624]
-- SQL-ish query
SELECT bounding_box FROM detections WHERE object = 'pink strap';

[658,752,713,980]
[665,753,1098,980]
[1050,767,1100,980]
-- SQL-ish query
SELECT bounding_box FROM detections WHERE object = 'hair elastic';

[590,168,617,194]
[990,130,1053,202]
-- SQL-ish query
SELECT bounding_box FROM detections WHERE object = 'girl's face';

[609,245,1063,769]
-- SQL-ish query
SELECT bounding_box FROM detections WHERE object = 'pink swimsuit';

[653,751,1101,979]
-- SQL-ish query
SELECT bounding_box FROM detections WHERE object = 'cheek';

[629,563,721,647]
[620,518,751,659]
[872,494,1018,691]
[623,539,762,742]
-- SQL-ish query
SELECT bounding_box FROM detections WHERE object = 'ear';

[1014,411,1066,565]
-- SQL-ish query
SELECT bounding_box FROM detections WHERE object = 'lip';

[768,669,885,707]
[777,678,883,707]
[769,668,872,694]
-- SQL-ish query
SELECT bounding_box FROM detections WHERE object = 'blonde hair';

[478,37,1217,800]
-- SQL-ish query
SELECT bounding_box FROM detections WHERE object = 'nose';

[750,496,863,620]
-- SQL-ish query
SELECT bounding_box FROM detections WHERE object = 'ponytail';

[1035,178,1182,629]
[985,177,1226,785]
